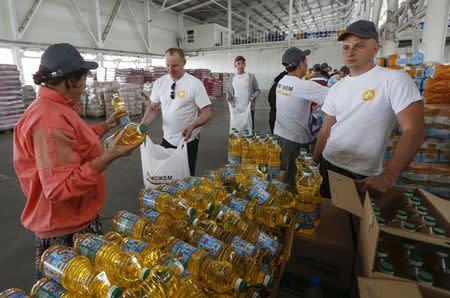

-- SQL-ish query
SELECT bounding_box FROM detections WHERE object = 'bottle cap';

[137,124,148,133]
[417,271,433,284]
[424,215,436,225]
[404,189,414,196]
[141,268,150,280]
[310,275,320,286]
[433,227,446,236]
[252,292,262,298]
[409,254,423,266]
[376,216,386,225]
[191,218,199,226]
[189,230,195,238]
[376,245,388,257]
[263,274,274,288]
[379,261,394,274]
[236,279,248,293]
[283,213,290,225]
[310,161,318,167]
[187,207,197,218]
[305,153,313,158]
[303,168,312,174]
[300,148,307,154]
[411,196,421,206]
[373,207,381,214]
[108,286,123,298]
[404,222,416,231]
[207,203,215,212]
[436,248,449,258]
[417,206,428,214]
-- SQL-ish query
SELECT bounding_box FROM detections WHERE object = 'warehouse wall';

[186,40,343,90]
[0,0,199,55]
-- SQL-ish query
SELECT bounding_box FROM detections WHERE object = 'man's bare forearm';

[141,106,159,126]
[312,129,329,162]
[190,106,212,129]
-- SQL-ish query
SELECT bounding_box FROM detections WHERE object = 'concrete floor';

[0,93,274,291]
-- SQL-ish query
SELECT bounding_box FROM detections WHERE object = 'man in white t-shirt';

[141,48,212,175]
[274,47,329,188]
[312,20,425,197]
[226,56,260,129]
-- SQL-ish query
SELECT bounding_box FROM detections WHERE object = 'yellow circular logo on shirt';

[245,79,250,85]
[177,90,185,99]
[362,89,376,101]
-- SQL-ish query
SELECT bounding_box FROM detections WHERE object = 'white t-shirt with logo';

[150,72,211,146]
[232,72,251,111]
[274,75,329,143]
[322,65,423,176]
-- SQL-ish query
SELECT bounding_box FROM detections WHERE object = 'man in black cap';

[309,64,328,86]
[312,20,424,196]
[274,47,329,189]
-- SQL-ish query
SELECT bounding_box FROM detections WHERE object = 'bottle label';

[197,234,224,260]
[42,246,76,284]
[76,235,108,263]
[173,180,191,191]
[296,209,315,230]
[221,167,236,183]
[123,239,148,254]
[34,278,67,297]
[255,231,280,261]
[4,294,27,298]
[254,178,269,190]
[257,164,267,173]
[228,197,249,214]
[230,236,256,257]
[118,115,130,129]
[160,185,178,196]
[248,184,271,205]
[141,191,160,209]
[271,180,288,190]
[267,166,280,180]
[188,177,203,186]
[229,155,241,166]
[103,134,115,150]
[115,212,139,235]
[141,208,161,224]
[170,241,197,266]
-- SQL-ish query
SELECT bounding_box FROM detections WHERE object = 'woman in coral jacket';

[13,43,140,280]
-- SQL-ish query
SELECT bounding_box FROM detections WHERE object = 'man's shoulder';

[183,72,202,84]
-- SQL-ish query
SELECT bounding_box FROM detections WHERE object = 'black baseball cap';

[235,55,246,62]
[338,20,379,42]
[312,64,321,72]
[40,43,98,77]
[282,47,311,68]
[340,66,350,74]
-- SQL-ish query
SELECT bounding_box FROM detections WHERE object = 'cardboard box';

[280,199,355,296]
[329,171,450,296]
[358,276,422,298]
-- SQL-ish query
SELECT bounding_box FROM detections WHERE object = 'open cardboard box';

[329,170,450,297]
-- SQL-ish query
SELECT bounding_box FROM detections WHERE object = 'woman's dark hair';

[33,66,88,87]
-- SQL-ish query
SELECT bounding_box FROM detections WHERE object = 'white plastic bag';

[140,136,190,188]
[228,102,252,133]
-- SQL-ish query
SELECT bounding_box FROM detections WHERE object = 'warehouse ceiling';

[152,0,354,33]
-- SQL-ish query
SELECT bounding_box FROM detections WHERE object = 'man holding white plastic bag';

[141,48,212,176]
[226,56,260,131]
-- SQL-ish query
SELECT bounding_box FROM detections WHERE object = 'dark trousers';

[251,109,255,131]
[278,136,308,189]
[161,137,199,176]
[35,217,103,281]
[318,157,367,296]
[269,108,276,134]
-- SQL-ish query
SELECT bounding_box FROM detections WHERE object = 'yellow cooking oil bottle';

[228,128,242,166]
[253,135,268,173]
[241,134,255,165]
[210,207,281,264]
[39,245,122,298]
[137,188,196,219]
[267,136,281,180]
[165,238,248,294]
[31,277,76,298]
[188,229,273,288]
[309,162,323,226]
[295,148,308,174]
[73,233,150,287]
[111,93,131,129]
[192,218,271,263]
[112,210,173,245]
[139,208,190,241]
[182,176,231,204]
[223,196,291,228]
[104,122,147,150]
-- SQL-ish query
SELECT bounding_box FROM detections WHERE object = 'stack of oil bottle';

[371,188,450,290]
[227,128,323,236]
